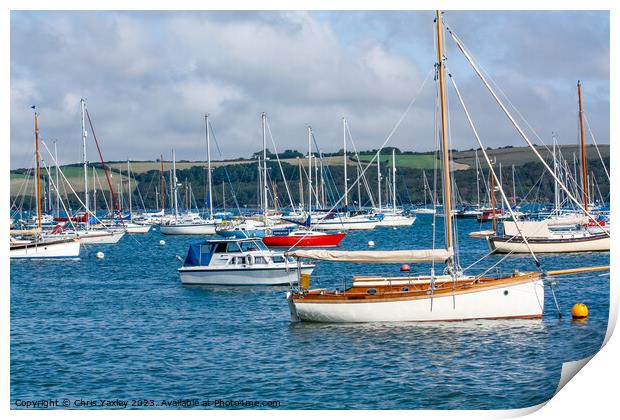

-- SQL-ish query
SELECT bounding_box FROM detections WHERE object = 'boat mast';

[343,117,348,208]
[92,166,97,214]
[392,149,397,212]
[357,165,361,208]
[436,10,454,255]
[81,98,89,229]
[160,155,166,212]
[298,158,304,210]
[578,80,588,213]
[475,150,480,207]
[205,114,213,220]
[34,110,42,231]
[54,140,60,217]
[491,166,497,232]
[262,113,268,217]
[377,150,382,210]
[511,164,516,206]
[127,159,132,221]
[307,126,312,213]
[172,149,178,219]
[552,135,560,215]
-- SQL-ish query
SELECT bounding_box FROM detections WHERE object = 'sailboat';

[413,170,436,214]
[160,115,219,235]
[488,81,610,253]
[374,149,416,226]
[284,11,606,323]
[10,108,81,259]
[123,160,151,234]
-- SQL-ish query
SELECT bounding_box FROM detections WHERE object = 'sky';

[10,10,610,169]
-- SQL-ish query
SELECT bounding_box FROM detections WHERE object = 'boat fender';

[247,254,255,265]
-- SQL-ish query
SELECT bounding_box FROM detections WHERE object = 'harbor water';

[10,216,610,409]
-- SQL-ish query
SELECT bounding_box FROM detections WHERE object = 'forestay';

[286,248,453,264]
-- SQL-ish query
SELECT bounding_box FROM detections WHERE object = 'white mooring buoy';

[367,240,375,248]
[159,240,166,246]
[96,251,105,259]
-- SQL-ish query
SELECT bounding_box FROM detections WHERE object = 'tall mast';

[172,149,178,218]
[356,165,361,208]
[160,155,166,212]
[81,98,89,229]
[297,158,304,210]
[222,180,226,211]
[475,150,480,207]
[92,166,97,214]
[34,110,42,230]
[552,136,560,214]
[155,186,159,211]
[307,126,312,213]
[511,164,516,205]
[262,113,268,215]
[127,159,132,221]
[422,170,428,207]
[436,10,454,253]
[392,149,397,212]
[205,114,213,219]
[343,117,348,208]
[377,150,382,210]
[491,167,497,232]
[54,140,60,217]
[578,80,588,213]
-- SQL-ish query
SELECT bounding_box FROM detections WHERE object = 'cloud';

[10,10,609,169]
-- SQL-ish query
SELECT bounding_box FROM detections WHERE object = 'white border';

[3,1,616,419]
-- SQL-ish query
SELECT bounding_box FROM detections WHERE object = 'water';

[11,217,609,409]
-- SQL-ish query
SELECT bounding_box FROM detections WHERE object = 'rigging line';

[327,67,434,216]
[84,108,124,224]
[265,119,295,209]
[39,140,105,227]
[446,26,608,238]
[41,162,80,231]
[346,124,377,208]
[449,72,541,268]
[208,122,242,213]
[583,112,610,180]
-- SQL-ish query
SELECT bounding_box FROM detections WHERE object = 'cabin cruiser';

[178,238,315,285]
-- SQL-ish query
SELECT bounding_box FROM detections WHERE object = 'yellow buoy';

[571,303,589,319]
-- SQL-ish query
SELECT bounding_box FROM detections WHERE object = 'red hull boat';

[263,231,346,248]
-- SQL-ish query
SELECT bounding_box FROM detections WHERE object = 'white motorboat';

[124,223,151,234]
[178,238,315,286]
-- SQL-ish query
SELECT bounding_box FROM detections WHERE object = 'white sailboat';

[284,11,605,323]
[10,109,80,259]
[160,117,219,235]
[375,149,416,227]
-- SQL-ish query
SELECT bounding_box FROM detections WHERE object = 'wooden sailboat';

[285,11,549,322]
[488,81,610,253]
[10,109,80,259]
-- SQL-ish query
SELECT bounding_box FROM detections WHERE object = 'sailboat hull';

[76,230,126,244]
[376,215,416,227]
[288,276,544,323]
[489,234,610,253]
[160,223,217,235]
[10,238,81,259]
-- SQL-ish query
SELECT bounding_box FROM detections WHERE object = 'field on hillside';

[354,153,440,169]
[452,145,609,167]
[10,167,132,197]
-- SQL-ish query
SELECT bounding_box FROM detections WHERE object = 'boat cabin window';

[239,240,267,252]
[254,256,268,265]
[233,256,248,265]
[272,255,285,263]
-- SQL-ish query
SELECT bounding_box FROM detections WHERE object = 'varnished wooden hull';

[287,274,544,323]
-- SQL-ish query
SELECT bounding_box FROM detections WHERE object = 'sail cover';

[286,249,453,264]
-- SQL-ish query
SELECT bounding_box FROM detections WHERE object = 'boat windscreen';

[240,240,267,252]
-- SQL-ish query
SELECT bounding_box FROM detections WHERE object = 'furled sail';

[286,248,453,264]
